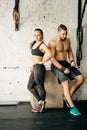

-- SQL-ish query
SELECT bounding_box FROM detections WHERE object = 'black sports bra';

[31,41,44,57]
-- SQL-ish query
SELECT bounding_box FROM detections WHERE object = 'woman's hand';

[38,61,43,64]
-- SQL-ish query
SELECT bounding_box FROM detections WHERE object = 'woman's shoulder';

[30,40,36,49]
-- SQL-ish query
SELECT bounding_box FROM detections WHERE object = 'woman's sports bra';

[31,42,44,57]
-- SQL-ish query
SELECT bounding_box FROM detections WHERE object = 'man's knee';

[80,75,84,84]
[76,74,84,84]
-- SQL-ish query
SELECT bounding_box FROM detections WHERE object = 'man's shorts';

[51,61,81,83]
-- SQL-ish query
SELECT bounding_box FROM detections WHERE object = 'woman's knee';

[27,81,35,91]
[27,83,31,90]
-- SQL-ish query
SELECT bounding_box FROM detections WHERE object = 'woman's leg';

[31,64,46,113]
[27,70,41,101]
[34,64,46,101]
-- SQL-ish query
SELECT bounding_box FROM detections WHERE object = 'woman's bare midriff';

[32,55,43,65]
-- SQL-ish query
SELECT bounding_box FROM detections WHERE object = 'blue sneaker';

[70,106,81,116]
[63,97,70,108]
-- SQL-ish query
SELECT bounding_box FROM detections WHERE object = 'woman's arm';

[39,43,52,64]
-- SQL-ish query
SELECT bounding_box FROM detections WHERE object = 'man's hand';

[64,68,70,74]
[71,61,76,67]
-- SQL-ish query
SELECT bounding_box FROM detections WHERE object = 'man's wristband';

[61,66,66,71]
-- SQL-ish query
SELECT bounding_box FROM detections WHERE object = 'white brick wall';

[0,0,87,102]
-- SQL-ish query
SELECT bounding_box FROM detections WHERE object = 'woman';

[27,28,52,113]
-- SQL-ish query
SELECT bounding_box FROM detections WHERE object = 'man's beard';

[60,37,66,41]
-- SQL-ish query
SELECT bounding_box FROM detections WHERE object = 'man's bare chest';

[56,42,69,52]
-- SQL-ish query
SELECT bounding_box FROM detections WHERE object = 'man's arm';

[68,41,76,66]
[48,40,65,70]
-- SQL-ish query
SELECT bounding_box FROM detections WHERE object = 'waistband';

[57,60,67,64]
[33,63,44,67]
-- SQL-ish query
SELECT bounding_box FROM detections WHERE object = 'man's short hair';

[58,24,67,31]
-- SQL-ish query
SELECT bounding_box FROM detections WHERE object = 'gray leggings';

[27,64,46,101]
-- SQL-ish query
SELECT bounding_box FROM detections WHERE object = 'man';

[48,24,84,116]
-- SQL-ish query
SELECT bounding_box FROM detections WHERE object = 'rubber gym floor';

[0,101,87,130]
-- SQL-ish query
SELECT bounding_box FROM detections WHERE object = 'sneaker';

[39,101,46,112]
[63,97,70,108]
[31,107,42,113]
[70,106,81,116]
[31,101,46,113]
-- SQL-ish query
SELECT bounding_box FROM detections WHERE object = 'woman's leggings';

[27,64,46,102]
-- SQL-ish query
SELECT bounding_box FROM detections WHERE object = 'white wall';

[0,0,87,102]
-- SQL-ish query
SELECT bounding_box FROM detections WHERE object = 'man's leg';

[70,74,84,96]
[61,80,74,108]
[61,80,82,116]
